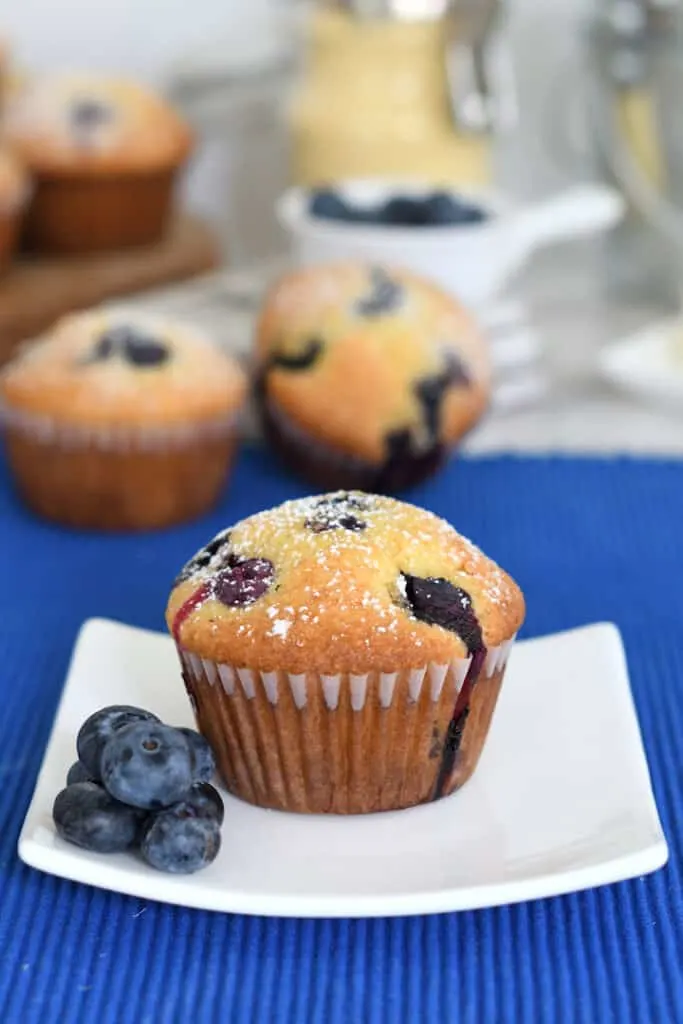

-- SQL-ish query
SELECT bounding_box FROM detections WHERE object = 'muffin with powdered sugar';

[167,491,524,814]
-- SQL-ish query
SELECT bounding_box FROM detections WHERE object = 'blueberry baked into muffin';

[0,310,246,529]
[4,73,192,253]
[255,263,490,491]
[167,491,524,814]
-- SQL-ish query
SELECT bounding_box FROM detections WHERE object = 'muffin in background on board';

[0,145,28,271]
[255,263,490,492]
[0,309,246,530]
[4,73,193,253]
[167,491,525,814]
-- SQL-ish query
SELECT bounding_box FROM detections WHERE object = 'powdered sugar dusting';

[172,491,518,654]
[270,619,292,639]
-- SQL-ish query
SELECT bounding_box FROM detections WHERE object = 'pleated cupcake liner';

[266,396,374,472]
[0,400,239,451]
[0,401,240,528]
[177,635,516,814]
[261,393,446,492]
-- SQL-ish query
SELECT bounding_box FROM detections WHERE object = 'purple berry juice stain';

[401,574,486,799]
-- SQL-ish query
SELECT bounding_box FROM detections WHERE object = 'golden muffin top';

[167,491,524,673]
[256,263,490,464]
[4,74,192,174]
[0,309,246,430]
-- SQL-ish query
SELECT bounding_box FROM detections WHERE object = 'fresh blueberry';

[309,188,353,222]
[380,195,429,227]
[140,805,221,874]
[185,781,224,824]
[176,728,216,783]
[77,705,160,777]
[423,191,488,227]
[422,191,461,226]
[401,574,483,654]
[100,721,194,810]
[214,556,275,607]
[66,760,97,786]
[53,782,144,853]
[457,203,488,225]
[270,338,324,372]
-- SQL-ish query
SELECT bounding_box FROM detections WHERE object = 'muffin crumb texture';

[167,492,524,674]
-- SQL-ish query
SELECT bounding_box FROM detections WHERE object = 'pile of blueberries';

[53,706,224,874]
[308,188,488,228]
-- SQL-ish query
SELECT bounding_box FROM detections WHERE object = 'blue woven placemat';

[0,447,681,1023]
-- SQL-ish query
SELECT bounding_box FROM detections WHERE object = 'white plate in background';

[600,319,683,408]
[18,619,667,918]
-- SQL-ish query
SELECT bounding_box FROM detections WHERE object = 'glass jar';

[289,0,511,187]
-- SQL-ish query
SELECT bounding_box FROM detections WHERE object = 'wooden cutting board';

[0,214,221,364]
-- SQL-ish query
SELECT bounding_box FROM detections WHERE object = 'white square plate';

[18,619,667,918]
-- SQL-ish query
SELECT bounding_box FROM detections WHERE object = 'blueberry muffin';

[4,73,193,253]
[255,263,490,491]
[167,491,524,814]
[0,309,246,529]
[0,145,28,271]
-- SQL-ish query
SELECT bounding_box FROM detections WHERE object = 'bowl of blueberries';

[277,179,624,307]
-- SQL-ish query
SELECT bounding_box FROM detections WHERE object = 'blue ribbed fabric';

[0,447,681,1023]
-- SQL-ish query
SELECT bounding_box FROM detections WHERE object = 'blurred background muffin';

[0,308,246,529]
[0,145,28,272]
[255,262,490,491]
[4,73,193,253]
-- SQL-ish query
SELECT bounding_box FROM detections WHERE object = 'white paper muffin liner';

[0,400,238,451]
[178,635,516,713]
[177,634,516,813]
